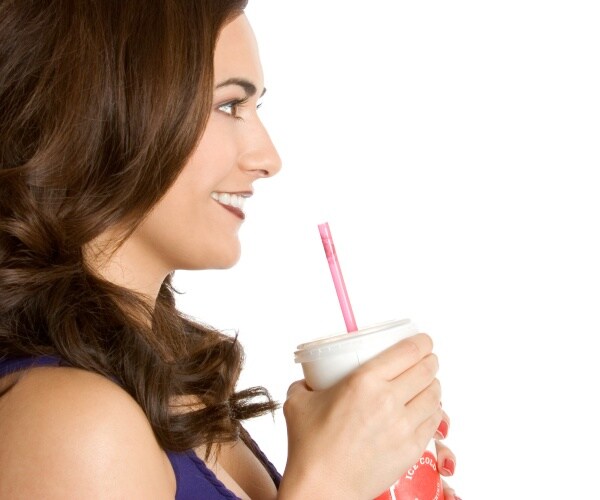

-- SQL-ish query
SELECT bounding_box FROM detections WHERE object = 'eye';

[217,97,249,120]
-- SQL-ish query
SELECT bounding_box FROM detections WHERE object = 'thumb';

[286,379,310,398]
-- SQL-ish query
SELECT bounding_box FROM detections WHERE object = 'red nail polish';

[436,419,448,439]
[442,458,455,476]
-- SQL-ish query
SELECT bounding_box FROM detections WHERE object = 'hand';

[279,333,444,499]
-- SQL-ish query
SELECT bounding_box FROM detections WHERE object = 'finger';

[435,440,457,477]
[413,405,444,455]
[391,353,439,404]
[406,380,443,436]
[434,410,450,440]
[286,379,309,397]
[441,479,461,500]
[358,333,434,381]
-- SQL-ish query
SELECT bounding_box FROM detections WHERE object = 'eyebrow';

[214,78,267,98]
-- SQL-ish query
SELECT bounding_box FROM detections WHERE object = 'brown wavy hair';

[0,0,277,453]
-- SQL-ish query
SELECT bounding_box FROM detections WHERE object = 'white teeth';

[211,192,245,210]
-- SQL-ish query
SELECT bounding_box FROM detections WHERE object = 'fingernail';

[441,457,455,476]
[435,419,448,439]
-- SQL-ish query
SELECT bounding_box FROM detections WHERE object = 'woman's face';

[101,14,281,286]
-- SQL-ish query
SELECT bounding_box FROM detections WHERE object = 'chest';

[196,440,277,500]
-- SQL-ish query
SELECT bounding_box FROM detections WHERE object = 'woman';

[0,1,459,498]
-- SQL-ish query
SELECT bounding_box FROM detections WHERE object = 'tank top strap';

[0,355,61,377]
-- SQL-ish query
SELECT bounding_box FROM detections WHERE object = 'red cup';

[374,442,444,500]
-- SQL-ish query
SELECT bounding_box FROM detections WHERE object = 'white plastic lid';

[294,319,412,364]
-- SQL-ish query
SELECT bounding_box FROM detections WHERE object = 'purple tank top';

[0,356,281,499]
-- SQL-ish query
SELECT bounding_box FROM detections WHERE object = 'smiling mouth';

[211,192,248,220]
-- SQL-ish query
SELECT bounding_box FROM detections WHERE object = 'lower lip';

[219,203,245,220]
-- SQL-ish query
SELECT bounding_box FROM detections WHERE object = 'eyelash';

[217,97,262,121]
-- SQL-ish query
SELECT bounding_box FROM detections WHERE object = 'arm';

[0,366,175,499]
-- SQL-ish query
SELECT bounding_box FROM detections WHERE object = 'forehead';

[213,14,263,85]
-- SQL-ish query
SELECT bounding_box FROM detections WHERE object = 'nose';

[238,120,282,178]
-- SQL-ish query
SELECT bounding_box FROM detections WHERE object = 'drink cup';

[294,319,444,500]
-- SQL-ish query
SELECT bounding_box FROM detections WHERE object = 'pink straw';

[318,222,358,333]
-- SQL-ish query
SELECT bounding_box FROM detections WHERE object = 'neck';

[83,228,168,307]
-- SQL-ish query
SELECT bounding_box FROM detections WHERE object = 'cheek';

[190,119,238,180]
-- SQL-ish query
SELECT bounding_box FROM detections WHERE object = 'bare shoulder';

[0,366,175,498]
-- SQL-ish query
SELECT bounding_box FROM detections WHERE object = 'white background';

[174,1,600,498]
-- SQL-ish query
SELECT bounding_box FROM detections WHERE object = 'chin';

[181,254,240,271]
[180,239,241,270]
[213,255,241,269]
[211,244,242,269]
